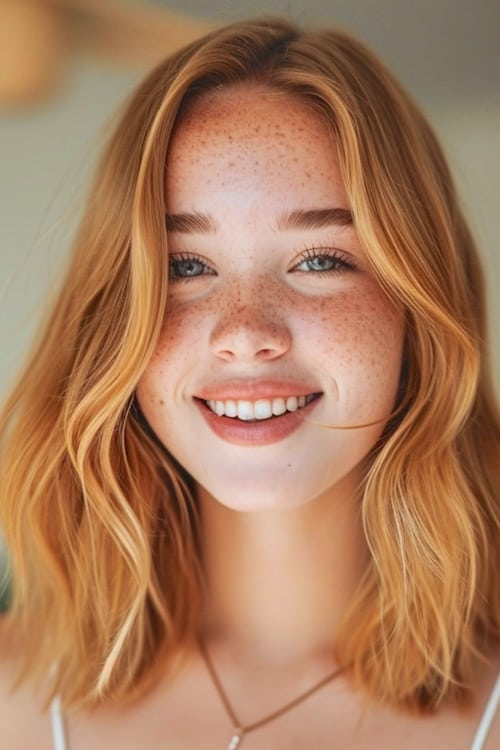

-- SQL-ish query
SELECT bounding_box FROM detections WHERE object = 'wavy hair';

[1,17,499,711]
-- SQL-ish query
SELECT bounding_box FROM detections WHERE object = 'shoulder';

[0,612,20,679]
[350,649,500,750]
[0,614,54,749]
[467,647,500,750]
[423,647,500,750]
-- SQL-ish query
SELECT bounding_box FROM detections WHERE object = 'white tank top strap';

[470,673,500,750]
[50,696,68,750]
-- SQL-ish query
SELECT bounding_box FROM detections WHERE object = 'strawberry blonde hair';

[1,17,499,711]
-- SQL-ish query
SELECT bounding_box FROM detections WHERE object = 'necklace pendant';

[227,728,244,750]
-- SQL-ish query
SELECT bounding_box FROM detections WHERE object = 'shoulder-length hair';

[1,17,499,711]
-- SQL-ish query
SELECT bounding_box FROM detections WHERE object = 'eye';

[169,253,215,281]
[291,247,357,275]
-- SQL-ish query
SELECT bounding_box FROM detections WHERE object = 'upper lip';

[195,379,322,401]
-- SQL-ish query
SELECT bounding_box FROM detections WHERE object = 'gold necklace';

[198,638,348,749]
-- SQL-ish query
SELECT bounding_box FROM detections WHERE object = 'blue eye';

[169,254,214,280]
[292,247,356,274]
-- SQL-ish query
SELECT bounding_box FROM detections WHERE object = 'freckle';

[160,400,165,406]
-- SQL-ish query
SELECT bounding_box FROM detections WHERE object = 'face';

[136,85,405,512]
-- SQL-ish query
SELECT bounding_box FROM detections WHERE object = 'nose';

[209,296,291,363]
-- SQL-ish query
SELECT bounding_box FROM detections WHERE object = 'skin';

[0,84,498,749]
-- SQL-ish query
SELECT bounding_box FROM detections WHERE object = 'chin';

[195,476,343,514]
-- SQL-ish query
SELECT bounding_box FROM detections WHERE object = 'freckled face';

[136,86,405,512]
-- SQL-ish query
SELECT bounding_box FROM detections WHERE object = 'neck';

[198,475,368,668]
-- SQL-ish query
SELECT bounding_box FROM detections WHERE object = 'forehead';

[165,84,345,206]
[174,83,322,132]
[169,84,338,160]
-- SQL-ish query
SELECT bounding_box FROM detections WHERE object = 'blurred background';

[0,0,499,608]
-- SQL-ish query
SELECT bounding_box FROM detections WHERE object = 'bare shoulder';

[337,646,500,750]
[444,649,500,750]
[0,614,53,749]
[0,612,20,678]
[403,646,499,750]
[467,644,500,750]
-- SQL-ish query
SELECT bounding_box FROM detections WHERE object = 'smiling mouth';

[202,393,322,422]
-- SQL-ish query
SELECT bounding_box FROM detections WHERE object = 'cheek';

[146,299,208,373]
[135,311,189,409]
[136,293,219,416]
[294,288,404,405]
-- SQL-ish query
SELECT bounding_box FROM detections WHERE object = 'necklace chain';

[198,637,348,748]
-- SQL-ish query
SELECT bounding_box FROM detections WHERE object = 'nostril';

[257,348,278,360]
[209,319,291,363]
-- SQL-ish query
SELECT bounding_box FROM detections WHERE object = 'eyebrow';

[165,212,216,233]
[276,207,353,230]
[165,206,353,234]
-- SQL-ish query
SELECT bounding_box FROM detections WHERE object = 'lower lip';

[194,396,321,446]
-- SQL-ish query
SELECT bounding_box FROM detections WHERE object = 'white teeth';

[205,394,317,421]
[237,401,254,421]
[272,397,287,416]
[224,400,237,417]
[255,400,273,420]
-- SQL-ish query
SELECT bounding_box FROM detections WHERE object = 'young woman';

[0,17,499,750]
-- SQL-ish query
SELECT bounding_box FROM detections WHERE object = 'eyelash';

[168,253,215,281]
[168,247,357,281]
[290,246,357,275]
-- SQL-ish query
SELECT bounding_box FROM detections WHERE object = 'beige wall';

[432,99,500,384]
[0,61,142,396]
